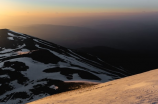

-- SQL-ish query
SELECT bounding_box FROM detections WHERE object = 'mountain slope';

[28,68,158,104]
[77,46,158,75]
[0,29,129,104]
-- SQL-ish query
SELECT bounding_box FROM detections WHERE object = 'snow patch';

[9,30,24,36]
[0,75,10,79]
[7,37,14,40]
[1,67,15,71]
[57,61,71,68]
[8,33,15,37]
[0,44,26,54]
[49,85,58,90]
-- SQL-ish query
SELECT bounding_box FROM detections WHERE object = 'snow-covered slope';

[28,68,158,104]
[0,29,128,104]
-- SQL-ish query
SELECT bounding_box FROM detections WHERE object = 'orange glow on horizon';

[0,6,158,28]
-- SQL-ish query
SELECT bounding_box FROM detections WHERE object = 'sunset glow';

[0,0,158,27]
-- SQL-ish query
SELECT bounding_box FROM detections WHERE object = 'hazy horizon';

[1,0,158,51]
[1,0,158,27]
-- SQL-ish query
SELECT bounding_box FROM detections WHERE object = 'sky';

[0,0,158,27]
[0,0,158,51]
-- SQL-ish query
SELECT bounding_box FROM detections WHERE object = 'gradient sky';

[0,0,158,26]
[0,0,158,50]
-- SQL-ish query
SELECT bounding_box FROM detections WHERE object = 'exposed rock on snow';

[0,29,129,104]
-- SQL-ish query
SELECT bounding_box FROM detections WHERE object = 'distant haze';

[3,12,158,52]
[0,1,158,51]
[1,0,158,26]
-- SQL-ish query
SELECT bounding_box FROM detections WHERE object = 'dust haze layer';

[5,12,158,51]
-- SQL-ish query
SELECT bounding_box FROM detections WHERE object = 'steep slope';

[77,46,158,75]
[0,29,129,104]
[28,68,158,104]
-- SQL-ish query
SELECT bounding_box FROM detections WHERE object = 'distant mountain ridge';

[9,25,105,48]
[0,29,129,104]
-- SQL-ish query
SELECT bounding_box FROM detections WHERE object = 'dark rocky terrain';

[78,46,158,75]
[0,29,129,104]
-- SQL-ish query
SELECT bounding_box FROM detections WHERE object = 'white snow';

[7,37,14,40]
[0,48,13,53]
[0,75,10,79]
[6,57,56,80]
[49,85,58,90]
[35,44,107,73]
[9,30,25,36]
[33,39,55,48]
[1,67,15,71]
[28,69,158,104]
[18,36,27,39]
[0,52,16,59]
[0,44,26,54]
[9,80,23,89]
[35,44,114,82]
[21,49,30,52]
[8,31,28,40]
[0,29,130,104]
[8,33,15,37]
[57,61,71,68]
